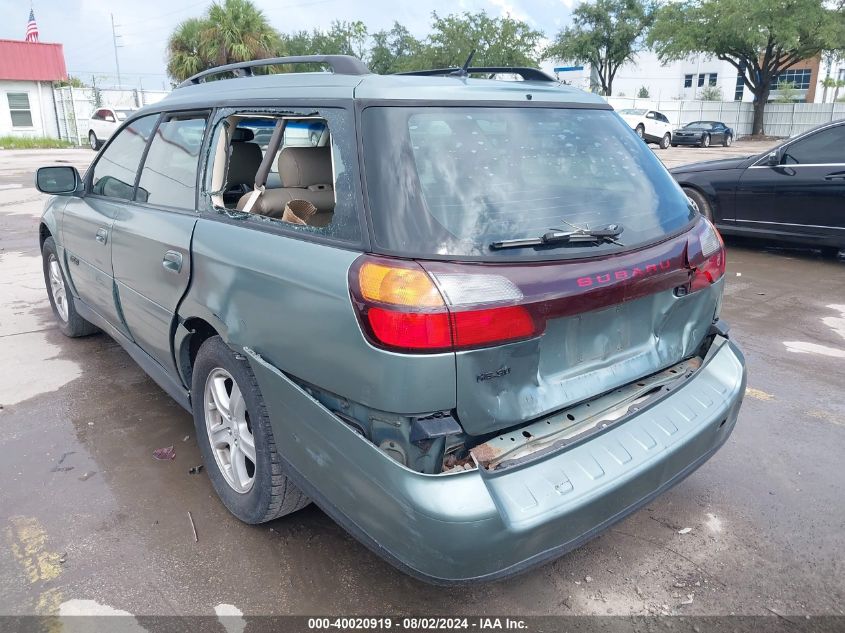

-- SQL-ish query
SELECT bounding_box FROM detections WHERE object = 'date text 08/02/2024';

[307,617,528,630]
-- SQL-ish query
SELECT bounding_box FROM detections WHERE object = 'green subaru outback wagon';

[35,55,746,584]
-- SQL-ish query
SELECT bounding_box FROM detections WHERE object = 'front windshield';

[684,121,712,129]
[115,110,132,121]
[362,106,695,260]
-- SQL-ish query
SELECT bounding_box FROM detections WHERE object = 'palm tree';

[204,0,280,67]
[165,0,281,82]
[167,18,210,83]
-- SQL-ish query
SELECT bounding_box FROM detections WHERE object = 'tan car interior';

[212,115,335,229]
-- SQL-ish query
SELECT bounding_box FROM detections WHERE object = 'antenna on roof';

[449,49,476,77]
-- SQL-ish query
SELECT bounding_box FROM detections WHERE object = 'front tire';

[660,133,671,149]
[635,124,645,139]
[191,336,309,524]
[700,133,711,148]
[41,236,98,338]
[683,187,713,221]
[88,131,99,151]
[723,134,733,147]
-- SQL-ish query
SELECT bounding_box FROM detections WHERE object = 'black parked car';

[672,120,845,251]
[671,121,733,148]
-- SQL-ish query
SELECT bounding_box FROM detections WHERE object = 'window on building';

[734,72,745,102]
[697,73,705,87]
[708,73,718,86]
[838,68,845,82]
[774,68,811,90]
[7,93,33,127]
[683,74,693,88]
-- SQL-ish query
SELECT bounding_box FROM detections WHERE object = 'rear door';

[736,123,845,241]
[62,114,157,329]
[110,112,209,376]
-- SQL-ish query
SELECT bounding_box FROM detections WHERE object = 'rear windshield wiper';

[490,225,624,250]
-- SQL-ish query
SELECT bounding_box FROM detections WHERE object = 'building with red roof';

[0,39,68,138]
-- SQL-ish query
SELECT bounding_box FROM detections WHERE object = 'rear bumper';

[247,336,746,585]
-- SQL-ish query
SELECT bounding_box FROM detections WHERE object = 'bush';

[0,136,75,150]
[637,85,650,98]
[698,85,723,101]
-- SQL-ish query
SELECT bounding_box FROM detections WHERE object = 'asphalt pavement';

[0,142,843,619]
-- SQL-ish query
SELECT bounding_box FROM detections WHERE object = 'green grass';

[0,136,76,149]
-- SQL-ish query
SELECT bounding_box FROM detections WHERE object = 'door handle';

[162,250,183,273]
[95,228,108,244]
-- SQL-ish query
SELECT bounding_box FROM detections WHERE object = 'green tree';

[773,80,800,103]
[54,75,85,88]
[420,11,545,69]
[637,85,650,97]
[698,84,723,100]
[649,0,845,135]
[166,0,280,82]
[544,0,653,96]
[820,51,844,102]
[821,76,845,102]
[167,18,210,82]
[369,22,423,74]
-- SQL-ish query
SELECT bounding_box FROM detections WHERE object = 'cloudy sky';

[0,0,576,89]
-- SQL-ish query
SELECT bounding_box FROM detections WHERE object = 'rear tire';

[191,336,309,524]
[41,236,98,338]
[683,187,713,221]
[700,133,711,148]
[660,133,671,149]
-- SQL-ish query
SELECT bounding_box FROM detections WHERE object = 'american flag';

[25,9,39,43]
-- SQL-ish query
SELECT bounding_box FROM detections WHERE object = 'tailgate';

[420,221,723,437]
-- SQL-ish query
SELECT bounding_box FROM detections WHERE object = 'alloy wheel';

[204,368,256,493]
[48,254,69,322]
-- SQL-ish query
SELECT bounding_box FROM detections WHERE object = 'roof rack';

[396,66,557,83]
[177,55,370,88]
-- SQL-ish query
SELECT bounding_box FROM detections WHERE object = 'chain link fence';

[52,86,169,146]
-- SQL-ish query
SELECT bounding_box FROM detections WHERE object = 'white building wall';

[547,52,749,102]
[0,80,59,138]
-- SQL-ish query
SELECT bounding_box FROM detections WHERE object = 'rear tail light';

[688,219,726,292]
[350,256,541,353]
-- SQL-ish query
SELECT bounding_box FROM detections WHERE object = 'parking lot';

[0,140,843,618]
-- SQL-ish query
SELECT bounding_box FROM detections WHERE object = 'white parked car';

[87,107,134,150]
[617,108,674,149]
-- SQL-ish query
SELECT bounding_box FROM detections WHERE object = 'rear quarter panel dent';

[184,218,457,414]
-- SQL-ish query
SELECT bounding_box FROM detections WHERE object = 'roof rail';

[177,55,370,88]
[396,66,557,83]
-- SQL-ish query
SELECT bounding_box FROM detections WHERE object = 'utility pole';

[111,13,123,89]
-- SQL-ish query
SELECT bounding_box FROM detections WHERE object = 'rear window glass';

[362,107,695,259]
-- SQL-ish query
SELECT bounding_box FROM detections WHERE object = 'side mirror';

[35,166,81,195]
[765,150,781,166]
